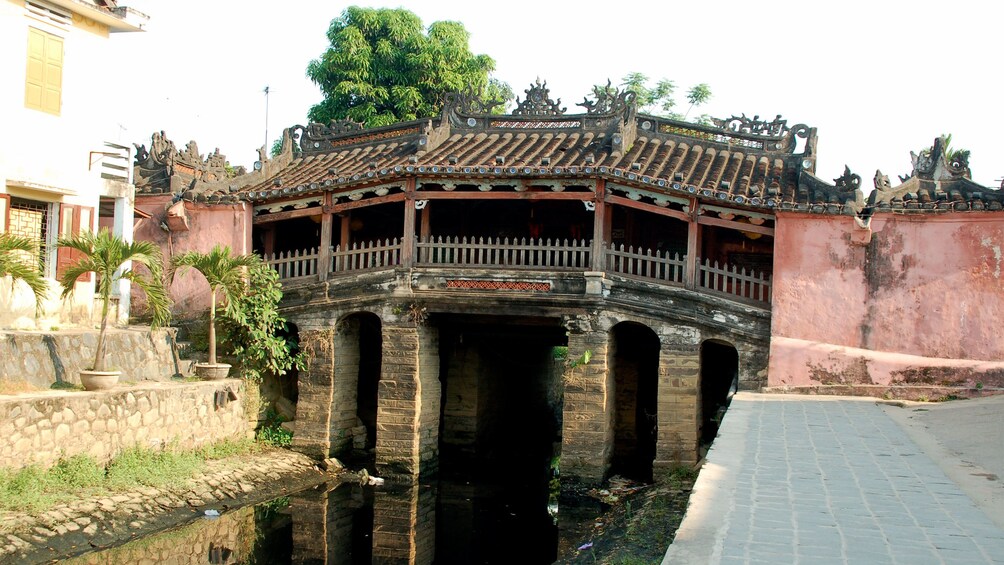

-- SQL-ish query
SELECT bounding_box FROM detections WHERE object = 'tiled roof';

[132,82,1000,215]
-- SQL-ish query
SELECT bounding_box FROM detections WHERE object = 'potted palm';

[0,233,48,316]
[58,228,170,390]
[170,244,258,380]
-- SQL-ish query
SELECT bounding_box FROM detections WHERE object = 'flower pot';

[79,370,121,391]
[195,363,232,380]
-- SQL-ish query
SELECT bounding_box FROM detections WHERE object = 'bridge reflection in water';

[72,478,597,564]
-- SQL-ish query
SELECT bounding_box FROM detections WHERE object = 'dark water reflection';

[69,477,602,565]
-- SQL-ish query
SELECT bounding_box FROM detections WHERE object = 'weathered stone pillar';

[376,322,440,478]
[292,328,336,458]
[372,484,437,564]
[560,324,612,484]
[655,346,701,469]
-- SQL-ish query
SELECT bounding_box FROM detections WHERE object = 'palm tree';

[170,245,258,366]
[0,233,48,315]
[58,228,171,372]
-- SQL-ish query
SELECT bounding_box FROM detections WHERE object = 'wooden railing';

[697,258,771,304]
[332,238,402,273]
[265,247,320,280]
[265,239,771,307]
[606,244,686,284]
[416,236,591,270]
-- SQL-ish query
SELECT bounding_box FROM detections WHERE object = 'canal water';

[62,476,608,564]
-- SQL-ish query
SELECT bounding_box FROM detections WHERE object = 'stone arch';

[699,339,739,445]
[260,321,300,423]
[335,311,383,461]
[608,320,661,482]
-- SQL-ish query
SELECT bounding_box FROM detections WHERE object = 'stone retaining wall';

[0,327,184,389]
[0,379,251,470]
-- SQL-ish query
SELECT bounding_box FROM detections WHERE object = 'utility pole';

[263,85,270,152]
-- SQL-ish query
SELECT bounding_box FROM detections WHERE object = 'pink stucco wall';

[770,211,1004,387]
[132,196,253,320]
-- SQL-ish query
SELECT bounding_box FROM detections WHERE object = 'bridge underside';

[286,268,769,485]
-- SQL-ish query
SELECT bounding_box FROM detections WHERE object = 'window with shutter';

[24,27,63,115]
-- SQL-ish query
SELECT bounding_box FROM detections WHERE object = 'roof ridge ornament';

[445,91,507,116]
[577,80,637,115]
[833,165,861,191]
[512,78,566,117]
[910,136,971,181]
[711,114,789,138]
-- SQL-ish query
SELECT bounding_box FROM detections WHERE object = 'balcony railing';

[332,238,402,273]
[264,248,320,280]
[606,244,686,284]
[416,236,591,270]
[264,237,772,306]
[698,259,772,304]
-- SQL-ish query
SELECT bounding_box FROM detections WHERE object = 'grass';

[0,439,259,513]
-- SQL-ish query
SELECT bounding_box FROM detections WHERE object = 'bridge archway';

[336,312,383,460]
[700,339,739,445]
[609,321,660,482]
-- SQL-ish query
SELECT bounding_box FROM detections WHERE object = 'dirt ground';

[555,469,697,564]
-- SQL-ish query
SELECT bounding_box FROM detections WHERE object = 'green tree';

[57,229,170,372]
[219,261,303,382]
[614,73,712,123]
[170,245,258,366]
[306,6,511,127]
[0,233,48,316]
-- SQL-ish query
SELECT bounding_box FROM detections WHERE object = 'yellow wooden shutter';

[24,28,63,115]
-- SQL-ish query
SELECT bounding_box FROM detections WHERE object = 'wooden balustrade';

[263,238,771,307]
[605,244,686,284]
[415,236,591,270]
[332,238,402,273]
[697,258,771,304]
[264,247,320,280]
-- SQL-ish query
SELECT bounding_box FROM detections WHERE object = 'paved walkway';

[664,393,1004,564]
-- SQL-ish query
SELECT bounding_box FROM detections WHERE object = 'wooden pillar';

[339,212,351,249]
[685,198,700,289]
[402,178,417,268]
[416,202,431,265]
[262,228,275,257]
[318,212,333,281]
[591,179,607,271]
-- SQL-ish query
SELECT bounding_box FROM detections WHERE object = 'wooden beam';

[324,192,406,214]
[606,195,690,223]
[413,190,592,201]
[252,206,323,225]
[697,215,775,236]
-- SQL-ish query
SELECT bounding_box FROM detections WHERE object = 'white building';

[0,0,147,329]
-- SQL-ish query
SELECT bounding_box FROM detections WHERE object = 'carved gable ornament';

[512,79,566,117]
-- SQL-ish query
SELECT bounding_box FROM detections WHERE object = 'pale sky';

[114,0,1003,190]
